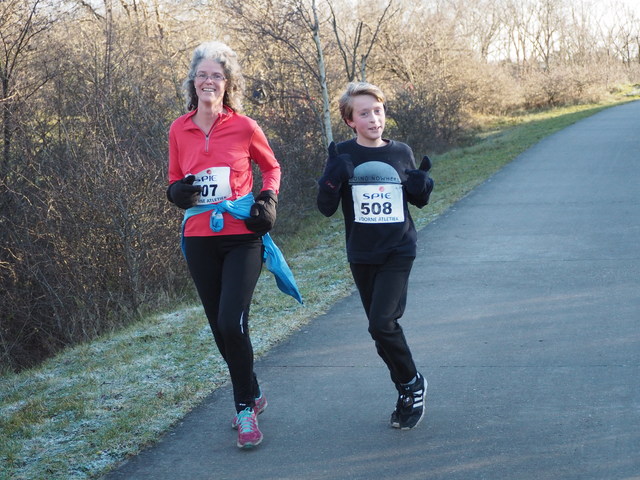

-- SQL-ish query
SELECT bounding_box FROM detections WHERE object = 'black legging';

[350,255,418,386]
[183,234,263,411]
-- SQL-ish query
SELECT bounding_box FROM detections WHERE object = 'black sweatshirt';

[317,138,430,264]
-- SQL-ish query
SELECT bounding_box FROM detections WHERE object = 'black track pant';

[183,234,263,412]
[350,255,418,386]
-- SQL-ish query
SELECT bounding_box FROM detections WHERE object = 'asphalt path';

[103,101,640,480]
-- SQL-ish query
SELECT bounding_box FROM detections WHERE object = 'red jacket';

[168,107,281,236]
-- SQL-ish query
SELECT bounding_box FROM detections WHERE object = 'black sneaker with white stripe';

[390,372,426,430]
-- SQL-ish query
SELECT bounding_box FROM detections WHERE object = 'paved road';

[103,101,640,480]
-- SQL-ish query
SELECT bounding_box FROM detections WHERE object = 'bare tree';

[452,0,505,61]
[563,0,600,66]
[219,0,335,146]
[503,0,538,73]
[530,0,566,70]
[328,0,397,82]
[607,1,640,67]
[0,0,51,177]
[301,0,333,145]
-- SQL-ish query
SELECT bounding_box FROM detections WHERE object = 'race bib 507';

[193,166,232,205]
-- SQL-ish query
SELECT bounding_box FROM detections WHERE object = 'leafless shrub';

[521,64,607,109]
[386,73,472,154]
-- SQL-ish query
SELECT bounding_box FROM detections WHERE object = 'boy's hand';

[166,175,202,209]
[404,156,434,196]
[320,142,354,191]
[245,190,278,235]
[417,155,432,172]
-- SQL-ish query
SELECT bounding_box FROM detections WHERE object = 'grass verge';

[1,95,637,480]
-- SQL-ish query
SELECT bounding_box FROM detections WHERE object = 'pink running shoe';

[235,407,263,449]
[232,391,268,429]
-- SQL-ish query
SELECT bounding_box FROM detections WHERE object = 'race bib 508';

[351,184,404,224]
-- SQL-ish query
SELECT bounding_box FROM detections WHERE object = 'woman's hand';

[166,175,202,209]
[245,190,278,235]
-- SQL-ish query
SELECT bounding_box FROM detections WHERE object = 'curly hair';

[182,41,246,112]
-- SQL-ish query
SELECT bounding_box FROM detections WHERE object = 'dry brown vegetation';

[1,0,639,371]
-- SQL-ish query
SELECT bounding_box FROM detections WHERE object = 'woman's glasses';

[195,73,226,82]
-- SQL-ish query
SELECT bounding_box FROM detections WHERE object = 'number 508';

[360,202,392,215]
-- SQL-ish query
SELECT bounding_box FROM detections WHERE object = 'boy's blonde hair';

[338,82,386,124]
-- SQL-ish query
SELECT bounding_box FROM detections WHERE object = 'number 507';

[201,184,218,197]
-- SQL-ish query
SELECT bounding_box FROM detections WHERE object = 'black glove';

[245,190,277,235]
[319,141,353,191]
[404,156,434,196]
[166,175,202,209]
